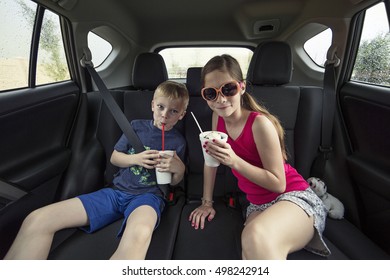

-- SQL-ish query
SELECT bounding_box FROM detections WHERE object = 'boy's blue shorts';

[77,188,165,237]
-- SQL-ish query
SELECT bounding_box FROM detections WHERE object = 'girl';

[189,55,330,259]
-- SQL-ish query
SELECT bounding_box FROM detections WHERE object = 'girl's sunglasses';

[201,81,242,101]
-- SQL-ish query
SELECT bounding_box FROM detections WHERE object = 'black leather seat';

[246,41,323,178]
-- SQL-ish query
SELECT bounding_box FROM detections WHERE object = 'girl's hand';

[204,139,237,168]
[189,204,216,230]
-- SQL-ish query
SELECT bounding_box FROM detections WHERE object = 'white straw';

[191,111,203,133]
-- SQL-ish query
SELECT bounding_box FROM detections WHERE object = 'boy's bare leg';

[110,205,158,260]
[4,198,88,260]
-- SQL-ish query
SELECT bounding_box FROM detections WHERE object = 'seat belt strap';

[80,50,145,154]
[311,45,340,178]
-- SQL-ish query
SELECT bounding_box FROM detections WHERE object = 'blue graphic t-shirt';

[112,119,186,197]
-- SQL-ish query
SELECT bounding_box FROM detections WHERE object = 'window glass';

[159,47,253,79]
[36,9,70,85]
[88,32,113,67]
[0,0,36,91]
[351,2,390,87]
[304,28,332,67]
[0,0,71,91]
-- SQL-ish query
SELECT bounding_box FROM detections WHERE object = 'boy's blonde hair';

[154,81,189,110]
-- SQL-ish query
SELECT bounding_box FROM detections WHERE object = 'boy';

[4,80,189,260]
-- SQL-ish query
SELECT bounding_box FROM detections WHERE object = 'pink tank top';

[217,111,308,204]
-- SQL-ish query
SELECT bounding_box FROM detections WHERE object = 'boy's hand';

[156,152,177,172]
[156,152,185,185]
[111,149,159,168]
[134,150,160,169]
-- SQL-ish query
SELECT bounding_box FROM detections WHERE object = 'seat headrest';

[247,41,292,86]
[186,67,202,96]
[132,53,168,90]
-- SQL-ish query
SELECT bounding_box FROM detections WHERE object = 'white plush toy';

[307,177,344,219]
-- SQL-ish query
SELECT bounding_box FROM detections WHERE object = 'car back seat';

[48,48,389,260]
[172,67,244,260]
[49,53,185,259]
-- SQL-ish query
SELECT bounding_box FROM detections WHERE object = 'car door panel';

[0,81,80,258]
[0,82,79,188]
[340,82,390,253]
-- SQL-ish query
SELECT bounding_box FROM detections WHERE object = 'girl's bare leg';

[241,201,314,260]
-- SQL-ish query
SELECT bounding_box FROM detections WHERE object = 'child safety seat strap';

[80,49,170,199]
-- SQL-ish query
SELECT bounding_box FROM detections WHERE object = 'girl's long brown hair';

[201,54,288,161]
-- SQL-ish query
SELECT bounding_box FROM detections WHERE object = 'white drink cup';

[199,131,228,167]
[155,150,174,184]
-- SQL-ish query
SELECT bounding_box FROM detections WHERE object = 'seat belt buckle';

[224,192,238,208]
[168,191,174,202]
[165,189,176,206]
[228,196,236,208]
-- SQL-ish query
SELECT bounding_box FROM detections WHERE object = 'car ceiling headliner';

[36,0,377,47]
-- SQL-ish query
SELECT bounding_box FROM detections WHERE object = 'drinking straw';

[191,111,203,134]
[162,123,165,151]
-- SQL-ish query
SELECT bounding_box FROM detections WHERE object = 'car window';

[304,28,332,67]
[0,0,70,91]
[0,0,36,91]
[88,32,113,67]
[36,8,70,86]
[351,2,390,87]
[159,47,253,79]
